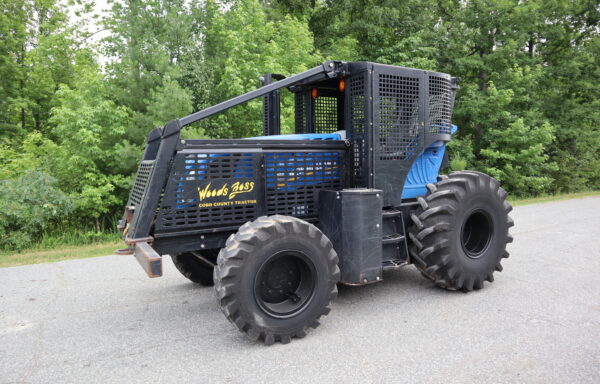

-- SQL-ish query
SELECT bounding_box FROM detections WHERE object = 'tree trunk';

[528,37,535,58]
[20,42,25,131]
[34,110,40,132]
[478,50,489,92]
[474,50,490,159]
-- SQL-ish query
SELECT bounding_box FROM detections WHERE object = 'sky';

[67,0,112,65]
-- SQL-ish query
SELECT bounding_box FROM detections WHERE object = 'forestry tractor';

[118,61,514,344]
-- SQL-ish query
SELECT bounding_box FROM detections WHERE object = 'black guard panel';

[319,188,383,285]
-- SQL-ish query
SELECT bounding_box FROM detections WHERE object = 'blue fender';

[401,125,458,198]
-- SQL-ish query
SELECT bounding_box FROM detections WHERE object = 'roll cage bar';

[178,61,346,128]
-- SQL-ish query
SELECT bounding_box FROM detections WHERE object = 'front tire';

[214,215,340,345]
[408,171,514,291]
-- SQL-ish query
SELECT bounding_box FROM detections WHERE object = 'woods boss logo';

[198,181,255,202]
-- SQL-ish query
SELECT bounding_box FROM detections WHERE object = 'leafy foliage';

[48,67,132,221]
[0,171,73,250]
[201,0,323,137]
[0,0,598,251]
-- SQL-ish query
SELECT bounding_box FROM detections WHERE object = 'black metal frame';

[261,73,284,136]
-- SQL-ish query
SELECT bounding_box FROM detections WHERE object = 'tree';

[0,0,598,252]
[534,0,600,192]
[48,66,132,229]
[102,0,198,144]
[0,0,90,138]
[0,0,27,139]
[201,0,323,138]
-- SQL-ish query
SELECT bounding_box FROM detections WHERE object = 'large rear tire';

[214,215,340,345]
[408,171,514,291]
[171,250,218,286]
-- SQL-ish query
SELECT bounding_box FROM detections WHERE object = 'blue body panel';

[241,126,457,201]
[246,133,342,141]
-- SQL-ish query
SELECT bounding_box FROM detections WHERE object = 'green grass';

[1,190,599,268]
[0,240,123,268]
[509,190,600,206]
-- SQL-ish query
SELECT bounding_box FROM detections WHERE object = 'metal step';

[381,207,410,266]
[382,259,409,270]
[382,209,402,218]
[382,233,405,245]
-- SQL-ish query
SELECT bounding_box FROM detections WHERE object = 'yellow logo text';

[198,181,255,202]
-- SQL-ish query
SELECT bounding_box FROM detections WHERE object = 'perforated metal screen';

[129,160,154,206]
[295,92,308,134]
[428,75,452,135]
[155,147,345,232]
[348,73,367,186]
[314,96,339,133]
[262,94,270,135]
[377,73,420,161]
[294,90,342,134]
[156,152,259,231]
[265,151,343,217]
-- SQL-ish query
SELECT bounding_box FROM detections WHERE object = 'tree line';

[0,0,598,250]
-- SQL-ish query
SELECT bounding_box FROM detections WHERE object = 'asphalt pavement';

[1,197,599,383]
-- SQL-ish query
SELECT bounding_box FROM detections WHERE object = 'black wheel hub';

[254,251,316,319]
[461,209,494,258]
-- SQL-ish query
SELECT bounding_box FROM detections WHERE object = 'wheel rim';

[461,209,494,259]
[254,251,316,319]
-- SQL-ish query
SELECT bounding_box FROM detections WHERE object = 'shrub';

[0,171,73,251]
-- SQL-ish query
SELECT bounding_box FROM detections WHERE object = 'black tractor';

[118,61,514,344]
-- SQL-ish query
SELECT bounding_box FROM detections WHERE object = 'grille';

[262,94,269,135]
[156,149,344,231]
[130,160,154,206]
[265,151,343,217]
[156,153,257,230]
[314,96,339,133]
[349,74,367,186]
[182,152,254,183]
[157,204,257,230]
[295,92,307,134]
[377,73,420,161]
[429,75,452,134]
[295,91,342,134]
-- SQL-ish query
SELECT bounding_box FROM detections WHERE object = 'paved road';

[1,197,599,383]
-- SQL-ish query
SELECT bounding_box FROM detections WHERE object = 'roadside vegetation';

[0,0,598,255]
[0,241,121,268]
[0,226,120,267]
[1,192,598,268]
[509,191,600,206]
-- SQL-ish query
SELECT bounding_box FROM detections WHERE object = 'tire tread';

[214,215,339,344]
[408,171,513,291]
